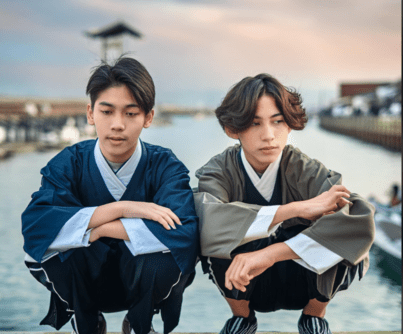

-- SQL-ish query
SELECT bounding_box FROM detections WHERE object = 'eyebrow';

[98,102,139,108]
[254,113,283,119]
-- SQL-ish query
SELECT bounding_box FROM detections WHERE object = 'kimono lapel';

[94,139,142,201]
[120,140,148,202]
[240,148,282,202]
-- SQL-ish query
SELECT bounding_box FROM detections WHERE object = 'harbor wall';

[319,116,401,152]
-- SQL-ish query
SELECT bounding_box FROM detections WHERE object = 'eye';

[251,122,260,126]
[101,110,112,115]
[273,119,284,124]
[126,112,139,117]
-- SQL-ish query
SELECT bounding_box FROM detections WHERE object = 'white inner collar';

[240,148,282,202]
[94,139,142,201]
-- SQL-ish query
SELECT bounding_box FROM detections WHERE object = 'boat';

[369,198,401,280]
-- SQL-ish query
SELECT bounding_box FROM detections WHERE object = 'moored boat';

[369,198,401,280]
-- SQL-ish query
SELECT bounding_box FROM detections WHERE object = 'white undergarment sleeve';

[121,218,169,256]
[285,233,343,274]
[46,207,97,253]
[240,205,281,245]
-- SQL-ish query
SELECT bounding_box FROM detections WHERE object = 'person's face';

[87,85,153,163]
[226,94,291,173]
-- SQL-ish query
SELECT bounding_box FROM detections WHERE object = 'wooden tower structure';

[84,21,143,61]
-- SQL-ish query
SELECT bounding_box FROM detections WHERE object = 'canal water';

[0,116,401,332]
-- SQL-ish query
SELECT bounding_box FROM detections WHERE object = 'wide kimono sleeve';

[140,147,199,275]
[281,146,376,267]
[194,147,263,259]
[21,150,86,263]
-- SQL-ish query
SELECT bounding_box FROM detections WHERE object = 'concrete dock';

[0,331,402,334]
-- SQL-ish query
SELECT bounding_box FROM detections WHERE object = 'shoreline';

[0,116,173,160]
[0,141,68,159]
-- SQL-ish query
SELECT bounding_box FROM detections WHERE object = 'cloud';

[0,0,400,108]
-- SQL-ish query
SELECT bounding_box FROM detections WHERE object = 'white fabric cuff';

[45,206,97,255]
[240,205,281,245]
[121,218,169,256]
[285,233,343,274]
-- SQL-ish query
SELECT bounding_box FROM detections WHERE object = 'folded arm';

[225,185,352,290]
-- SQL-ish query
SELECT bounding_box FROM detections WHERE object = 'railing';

[319,116,401,152]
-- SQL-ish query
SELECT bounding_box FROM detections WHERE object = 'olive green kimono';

[194,144,375,299]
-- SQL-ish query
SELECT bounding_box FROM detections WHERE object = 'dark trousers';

[201,225,358,312]
[26,238,191,334]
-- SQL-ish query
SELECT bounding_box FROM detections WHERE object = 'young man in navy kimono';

[22,57,199,334]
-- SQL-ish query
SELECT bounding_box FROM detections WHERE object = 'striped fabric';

[298,313,331,334]
[219,315,257,334]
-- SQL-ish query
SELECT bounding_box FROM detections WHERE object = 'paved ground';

[2,331,400,334]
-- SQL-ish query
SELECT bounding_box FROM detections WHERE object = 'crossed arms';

[88,201,181,242]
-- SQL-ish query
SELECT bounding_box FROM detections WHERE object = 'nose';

[261,124,275,141]
[111,113,125,131]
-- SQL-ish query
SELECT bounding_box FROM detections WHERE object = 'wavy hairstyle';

[86,56,155,114]
[215,73,307,133]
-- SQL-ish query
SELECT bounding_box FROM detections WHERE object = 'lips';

[260,146,277,151]
[108,136,126,142]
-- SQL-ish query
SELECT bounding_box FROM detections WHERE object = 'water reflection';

[0,116,401,331]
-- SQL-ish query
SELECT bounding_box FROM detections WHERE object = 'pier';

[319,116,401,152]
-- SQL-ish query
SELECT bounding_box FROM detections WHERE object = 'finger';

[234,262,250,285]
[333,191,351,199]
[227,268,248,292]
[148,210,175,230]
[337,198,352,209]
[239,265,253,283]
[233,261,252,288]
[225,280,233,291]
[153,215,171,230]
[225,260,242,289]
[167,210,182,225]
[231,280,247,292]
[155,206,182,225]
[225,269,234,290]
[332,185,351,194]
[161,213,176,229]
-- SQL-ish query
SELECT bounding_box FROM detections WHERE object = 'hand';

[225,243,299,292]
[298,185,351,221]
[122,201,181,230]
[225,249,275,292]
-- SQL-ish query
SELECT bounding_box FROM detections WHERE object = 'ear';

[224,126,239,140]
[143,109,154,128]
[87,104,95,125]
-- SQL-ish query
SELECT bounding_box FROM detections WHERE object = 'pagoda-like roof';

[84,21,142,39]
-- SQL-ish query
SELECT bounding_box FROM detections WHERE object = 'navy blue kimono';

[22,139,199,333]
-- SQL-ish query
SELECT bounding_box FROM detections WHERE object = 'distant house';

[340,82,391,98]
[0,97,89,144]
[0,97,88,120]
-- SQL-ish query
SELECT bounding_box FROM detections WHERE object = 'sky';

[0,0,401,110]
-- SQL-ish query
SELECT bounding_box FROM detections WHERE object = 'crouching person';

[194,74,375,334]
[22,57,199,334]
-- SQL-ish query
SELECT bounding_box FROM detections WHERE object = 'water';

[0,116,401,332]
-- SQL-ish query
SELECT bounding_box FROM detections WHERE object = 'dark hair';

[86,56,155,114]
[215,73,307,133]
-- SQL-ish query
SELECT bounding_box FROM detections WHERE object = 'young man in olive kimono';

[194,74,375,334]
